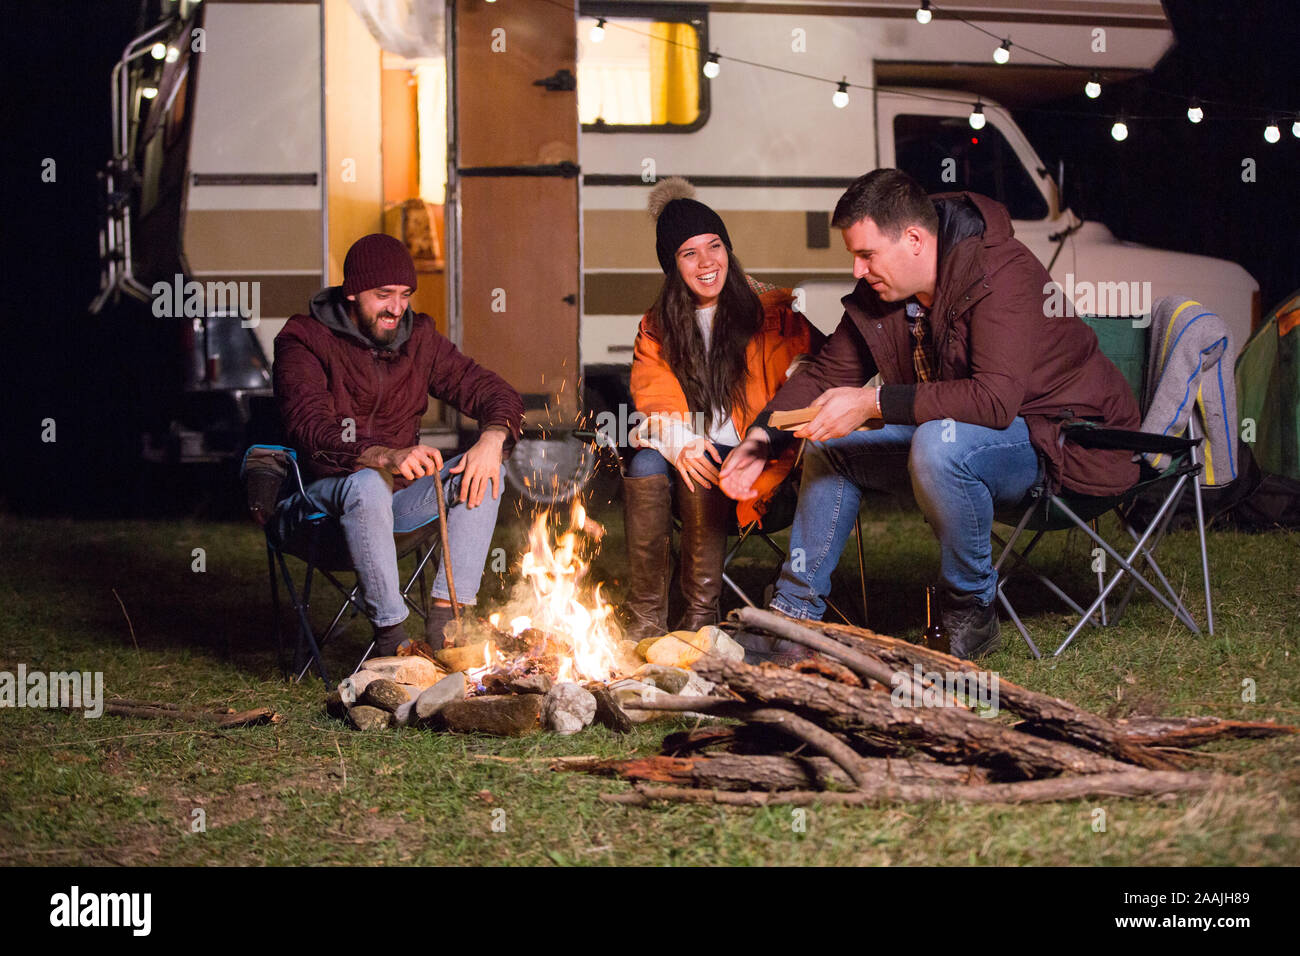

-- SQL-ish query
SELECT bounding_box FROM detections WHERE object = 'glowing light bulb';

[832,80,850,109]
[703,52,720,79]
[1187,99,1203,123]
[1264,121,1281,144]
[1111,118,1128,141]
[589,18,606,43]
[142,86,159,100]
[993,39,1011,64]
[1292,114,1300,139]
[165,45,180,63]
[150,42,166,60]
[916,1,932,24]
[969,102,986,130]
[1085,74,1101,99]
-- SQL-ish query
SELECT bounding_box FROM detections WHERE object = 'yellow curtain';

[650,22,699,125]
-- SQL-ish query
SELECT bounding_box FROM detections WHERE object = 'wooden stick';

[602,769,1216,807]
[744,707,871,789]
[736,608,930,699]
[100,702,279,728]
[431,468,460,621]
[571,753,991,791]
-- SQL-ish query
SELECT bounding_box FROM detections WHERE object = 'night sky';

[6,0,1298,516]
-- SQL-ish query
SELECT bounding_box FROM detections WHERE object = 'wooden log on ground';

[1116,715,1299,746]
[679,657,1132,779]
[601,768,1216,807]
[785,617,1187,770]
[101,701,280,728]
[572,753,991,791]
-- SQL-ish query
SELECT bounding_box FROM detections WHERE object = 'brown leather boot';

[675,475,733,631]
[621,473,673,641]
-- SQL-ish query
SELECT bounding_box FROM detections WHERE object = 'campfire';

[327,499,739,736]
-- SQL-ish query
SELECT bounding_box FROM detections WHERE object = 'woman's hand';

[674,438,724,491]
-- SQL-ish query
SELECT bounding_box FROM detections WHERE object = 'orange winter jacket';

[630,285,825,526]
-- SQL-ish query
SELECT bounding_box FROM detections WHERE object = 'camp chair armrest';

[1060,422,1198,455]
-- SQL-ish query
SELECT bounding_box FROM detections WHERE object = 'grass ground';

[1,489,1297,866]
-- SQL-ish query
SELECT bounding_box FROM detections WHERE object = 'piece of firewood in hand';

[768,406,883,432]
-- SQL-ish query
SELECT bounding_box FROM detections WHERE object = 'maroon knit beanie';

[342,234,418,296]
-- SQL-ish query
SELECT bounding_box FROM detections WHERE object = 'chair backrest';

[1080,314,1148,407]
[240,445,320,525]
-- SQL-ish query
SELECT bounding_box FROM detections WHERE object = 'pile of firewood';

[569,608,1295,807]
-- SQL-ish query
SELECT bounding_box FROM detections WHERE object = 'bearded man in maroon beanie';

[272,233,524,655]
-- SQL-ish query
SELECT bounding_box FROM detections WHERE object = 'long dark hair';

[649,249,763,433]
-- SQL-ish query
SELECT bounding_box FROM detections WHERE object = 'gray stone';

[440,694,543,736]
[360,679,410,713]
[542,682,597,735]
[681,671,717,697]
[348,705,392,732]
[358,655,445,687]
[632,664,690,694]
[416,672,467,720]
[393,699,416,727]
[507,673,553,696]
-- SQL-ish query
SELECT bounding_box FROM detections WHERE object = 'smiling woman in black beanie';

[622,178,823,640]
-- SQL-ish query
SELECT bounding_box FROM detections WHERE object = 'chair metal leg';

[267,542,286,678]
[853,515,868,626]
[1052,482,1197,656]
[274,550,331,686]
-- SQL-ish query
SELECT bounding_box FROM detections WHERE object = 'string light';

[832,79,850,109]
[150,42,166,60]
[165,46,180,63]
[142,86,159,99]
[554,2,1298,145]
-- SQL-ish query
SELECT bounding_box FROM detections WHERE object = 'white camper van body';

[109,0,1259,468]
[578,1,1259,370]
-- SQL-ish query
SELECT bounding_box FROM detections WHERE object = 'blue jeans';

[276,454,504,627]
[770,418,1039,620]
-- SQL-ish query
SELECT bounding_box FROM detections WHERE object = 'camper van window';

[894,114,1048,222]
[577,11,708,132]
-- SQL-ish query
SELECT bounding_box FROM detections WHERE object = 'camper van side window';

[894,114,1048,221]
[577,8,710,132]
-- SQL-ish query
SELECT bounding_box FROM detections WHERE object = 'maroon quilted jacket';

[273,287,524,488]
[755,192,1141,496]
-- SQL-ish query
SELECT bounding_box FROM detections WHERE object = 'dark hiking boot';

[941,590,1001,660]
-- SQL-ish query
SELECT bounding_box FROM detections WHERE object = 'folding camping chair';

[992,315,1216,658]
[240,445,443,685]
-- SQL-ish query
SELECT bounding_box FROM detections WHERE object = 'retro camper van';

[95,0,1258,492]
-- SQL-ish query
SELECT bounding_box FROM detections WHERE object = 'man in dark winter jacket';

[273,233,524,655]
[720,169,1139,658]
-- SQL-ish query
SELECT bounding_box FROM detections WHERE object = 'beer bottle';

[922,586,949,654]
